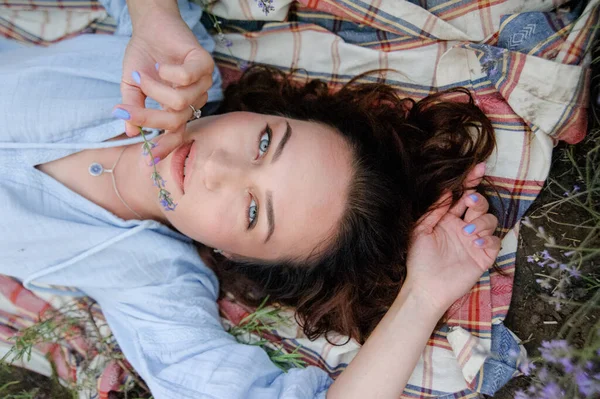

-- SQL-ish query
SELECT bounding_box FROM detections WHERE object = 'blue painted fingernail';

[132,71,141,85]
[463,224,476,234]
[469,194,479,202]
[155,63,159,71]
[475,238,485,247]
[112,108,131,121]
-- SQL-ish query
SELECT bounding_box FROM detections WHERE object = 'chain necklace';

[88,147,143,219]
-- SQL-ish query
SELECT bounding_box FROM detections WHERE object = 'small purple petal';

[558,263,567,271]
[568,267,581,278]
[541,249,550,259]
[514,390,529,399]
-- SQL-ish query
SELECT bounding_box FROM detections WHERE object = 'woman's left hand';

[114,0,215,137]
[405,163,501,312]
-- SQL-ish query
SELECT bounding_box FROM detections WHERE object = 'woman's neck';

[116,144,167,223]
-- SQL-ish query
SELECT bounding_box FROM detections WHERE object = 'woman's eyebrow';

[264,190,275,243]
[270,121,292,163]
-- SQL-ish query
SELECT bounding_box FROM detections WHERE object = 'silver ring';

[189,105,202,120]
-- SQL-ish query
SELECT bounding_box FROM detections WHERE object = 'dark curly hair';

[198,66,495,344]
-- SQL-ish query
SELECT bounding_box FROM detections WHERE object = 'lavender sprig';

[139,127,177,212]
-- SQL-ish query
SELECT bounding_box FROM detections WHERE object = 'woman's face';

[155,112,353,261]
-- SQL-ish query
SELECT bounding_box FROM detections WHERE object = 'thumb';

[120,82,147,137]
[463,162,486,189]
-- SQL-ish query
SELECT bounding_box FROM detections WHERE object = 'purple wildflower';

[141,141,157,156]
[585,361,593,370]
[575,371,595,396]
[540,340,570,363]
[159,198,177,211]
[541,249,550,259]
[153,177,166,188]
[559,357,574,373]
[514,390,529,399]
[558,263,567,271]
[527,255,536,263]
[216,32,232,48]
[573,185,581,192]
[139,127,176,212]
[541,382,563,399]
[519,360,536,376]
[538,259,550,267]
[567,267,581,279]
[148,156,160,166]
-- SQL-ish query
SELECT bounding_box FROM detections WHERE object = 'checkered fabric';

[0,0,597,398]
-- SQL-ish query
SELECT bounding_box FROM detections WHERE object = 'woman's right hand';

[404,163,501,312]
[115,0,215,136]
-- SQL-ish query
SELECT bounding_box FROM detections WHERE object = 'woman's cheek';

[190,200,232,241]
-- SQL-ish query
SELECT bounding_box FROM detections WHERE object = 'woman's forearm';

[327,281,445,399]
[126,0,180,30]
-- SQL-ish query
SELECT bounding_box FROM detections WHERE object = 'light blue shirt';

[0,1,332,398]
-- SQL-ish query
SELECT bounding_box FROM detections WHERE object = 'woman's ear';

[213,249,232,259]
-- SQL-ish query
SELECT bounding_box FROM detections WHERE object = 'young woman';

[0,1,501,398]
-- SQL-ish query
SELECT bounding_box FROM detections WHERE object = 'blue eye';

[258,127,271,157]
[248,197,258,227]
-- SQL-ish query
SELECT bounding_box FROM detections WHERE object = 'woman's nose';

[203,150,245,191]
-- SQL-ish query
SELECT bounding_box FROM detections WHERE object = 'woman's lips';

[184,141,197,192]
[170,141,194,193]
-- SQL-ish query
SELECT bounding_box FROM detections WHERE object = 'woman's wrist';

[398,277,449,319]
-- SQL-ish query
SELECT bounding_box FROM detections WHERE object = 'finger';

[448,162,487,217]
[158,49,215,87]
[462,214,498,237]
[449,189,476,217]
[120,81,147,137]
[112,105,189,132]
[463,162,486,189]
[463,193,490,223]
[152,132,185,163]
[414,191,452,235]
[133,72,212,112]
[472,236,502,267]
[165,92,209,117]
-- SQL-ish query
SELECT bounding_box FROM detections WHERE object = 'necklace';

[88,147,143,219]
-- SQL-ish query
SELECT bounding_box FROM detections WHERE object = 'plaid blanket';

[0,0,597,398]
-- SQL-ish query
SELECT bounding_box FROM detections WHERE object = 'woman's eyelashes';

[247,124,272,229]
[256,124,272,159]
[248,196,258,229]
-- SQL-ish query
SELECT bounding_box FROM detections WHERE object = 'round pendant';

[88,163,104,177]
